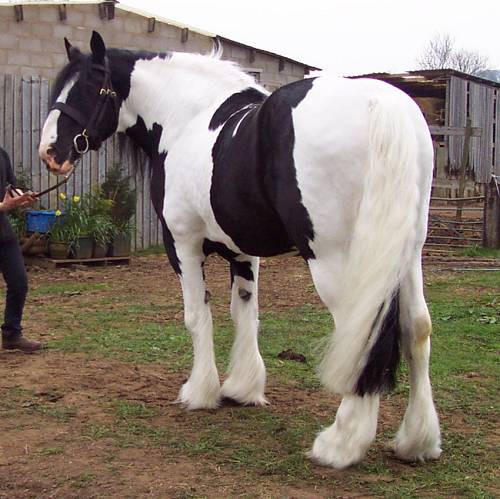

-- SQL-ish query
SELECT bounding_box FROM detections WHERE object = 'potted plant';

[110,220,134,256]
[90,213,116,258]
[47,209,73,259]
[87,187,116,258]
[65,193,93,259]
[48,193,93,259]
[101,165,136,256]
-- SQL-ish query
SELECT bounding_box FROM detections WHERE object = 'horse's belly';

[209,193,294,257]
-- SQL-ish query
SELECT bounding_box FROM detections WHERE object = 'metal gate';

[426,195,485,254]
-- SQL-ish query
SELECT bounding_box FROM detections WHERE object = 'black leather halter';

[51,56,118,155]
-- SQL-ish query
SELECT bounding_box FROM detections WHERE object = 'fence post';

[456,118,472,222]
[483,176,500,248]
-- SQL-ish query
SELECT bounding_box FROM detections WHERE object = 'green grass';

[133,244,165,256]
[40,269,500,497]
[454,245,500,259]
[31,282,110,296]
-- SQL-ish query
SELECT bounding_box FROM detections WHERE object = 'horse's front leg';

[221,255,267,405]
[176,244,221,409]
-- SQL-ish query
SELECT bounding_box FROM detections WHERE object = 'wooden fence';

[0,74,161,251]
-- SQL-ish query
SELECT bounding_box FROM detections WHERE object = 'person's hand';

[0,189,38,212]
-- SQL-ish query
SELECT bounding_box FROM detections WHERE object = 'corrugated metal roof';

[350,68,500,90]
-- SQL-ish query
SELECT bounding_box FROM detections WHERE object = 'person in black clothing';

[0,147,41,352]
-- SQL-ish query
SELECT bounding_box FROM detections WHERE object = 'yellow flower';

[59,192,66,200]
[55,210,62,216]
[73,195,80,203]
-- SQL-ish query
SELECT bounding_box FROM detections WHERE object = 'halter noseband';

[51,56,118,155]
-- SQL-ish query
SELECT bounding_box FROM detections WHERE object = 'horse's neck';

[112,51,259,155]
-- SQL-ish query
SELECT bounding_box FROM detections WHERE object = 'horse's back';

[170,74,432,260]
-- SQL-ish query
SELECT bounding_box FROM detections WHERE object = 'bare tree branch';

[417,33,454,70]
[451,50,489,75]
[416,33,489,75]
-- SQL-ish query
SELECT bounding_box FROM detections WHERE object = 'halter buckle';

[73,129,90,154]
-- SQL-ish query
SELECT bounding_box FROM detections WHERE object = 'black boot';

[2,335,42,352]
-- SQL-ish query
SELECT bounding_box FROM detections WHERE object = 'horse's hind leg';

[176,243,221,409]
[221,255,267,405]
[393,256,441,461]
[307,257,380,468]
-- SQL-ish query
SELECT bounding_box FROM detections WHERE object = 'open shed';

[351,69,500,197]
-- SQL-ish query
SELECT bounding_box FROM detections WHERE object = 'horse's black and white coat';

[39,32,441,469]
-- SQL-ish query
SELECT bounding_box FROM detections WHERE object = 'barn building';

[0,0,315,250]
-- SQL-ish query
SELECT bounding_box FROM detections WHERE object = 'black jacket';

[0,147,17,242]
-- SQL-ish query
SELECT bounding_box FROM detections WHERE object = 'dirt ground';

[0,254,494,498]
[0,255,347,499]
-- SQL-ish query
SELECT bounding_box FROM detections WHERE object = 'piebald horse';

[39,32,441,469]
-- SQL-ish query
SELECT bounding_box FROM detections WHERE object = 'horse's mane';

[165,50,260,94]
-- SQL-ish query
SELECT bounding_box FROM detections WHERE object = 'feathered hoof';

[392,417,442,463]
[220,379,268,407]
[176,379,221,410]
[307,428,365,469]
[392,437,442,463]
[220,396,269,407]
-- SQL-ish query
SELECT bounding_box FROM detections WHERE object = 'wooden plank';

[495,89,500,177]
[90,149,100,191]
[469,83,495,184]
[10,76,22,176]
[448,76,467,173]
[98,141,106,184]
[429,125,481,137]
[135,166,144,250]
[431,196,485,202]
[39,78,53,208]
[143,166,151,249]
[83,146,91,196]
[3,75,14,161]
[0,75,5,148]
[429,206,484,212]
[20,77,31,184]
[31,76,41,196]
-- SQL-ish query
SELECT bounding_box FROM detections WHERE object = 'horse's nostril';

[46,147,56,158]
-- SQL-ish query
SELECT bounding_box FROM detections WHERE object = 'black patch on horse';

[202,239,254,284]
[125,116,181,275]
[209,78,316,259]
[209,88,266,130]
[107,49,170,101]
[355,291,402,396]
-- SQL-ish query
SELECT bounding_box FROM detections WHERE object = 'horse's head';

[39,31,119,175]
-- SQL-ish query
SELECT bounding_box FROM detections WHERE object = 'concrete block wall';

[0,3,307,88]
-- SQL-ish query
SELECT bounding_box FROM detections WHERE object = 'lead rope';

[7,160,78,200]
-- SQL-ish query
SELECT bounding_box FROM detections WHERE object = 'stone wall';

[0,2,308,89]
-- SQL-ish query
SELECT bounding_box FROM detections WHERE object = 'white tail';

[319,94,421,395]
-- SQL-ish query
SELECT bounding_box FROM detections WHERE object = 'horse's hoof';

[220,396,269,407]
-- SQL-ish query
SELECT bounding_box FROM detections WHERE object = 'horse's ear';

[64,37,80,62]
[90,31,106,63]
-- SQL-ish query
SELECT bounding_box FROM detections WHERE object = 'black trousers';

[0,238,28,339]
